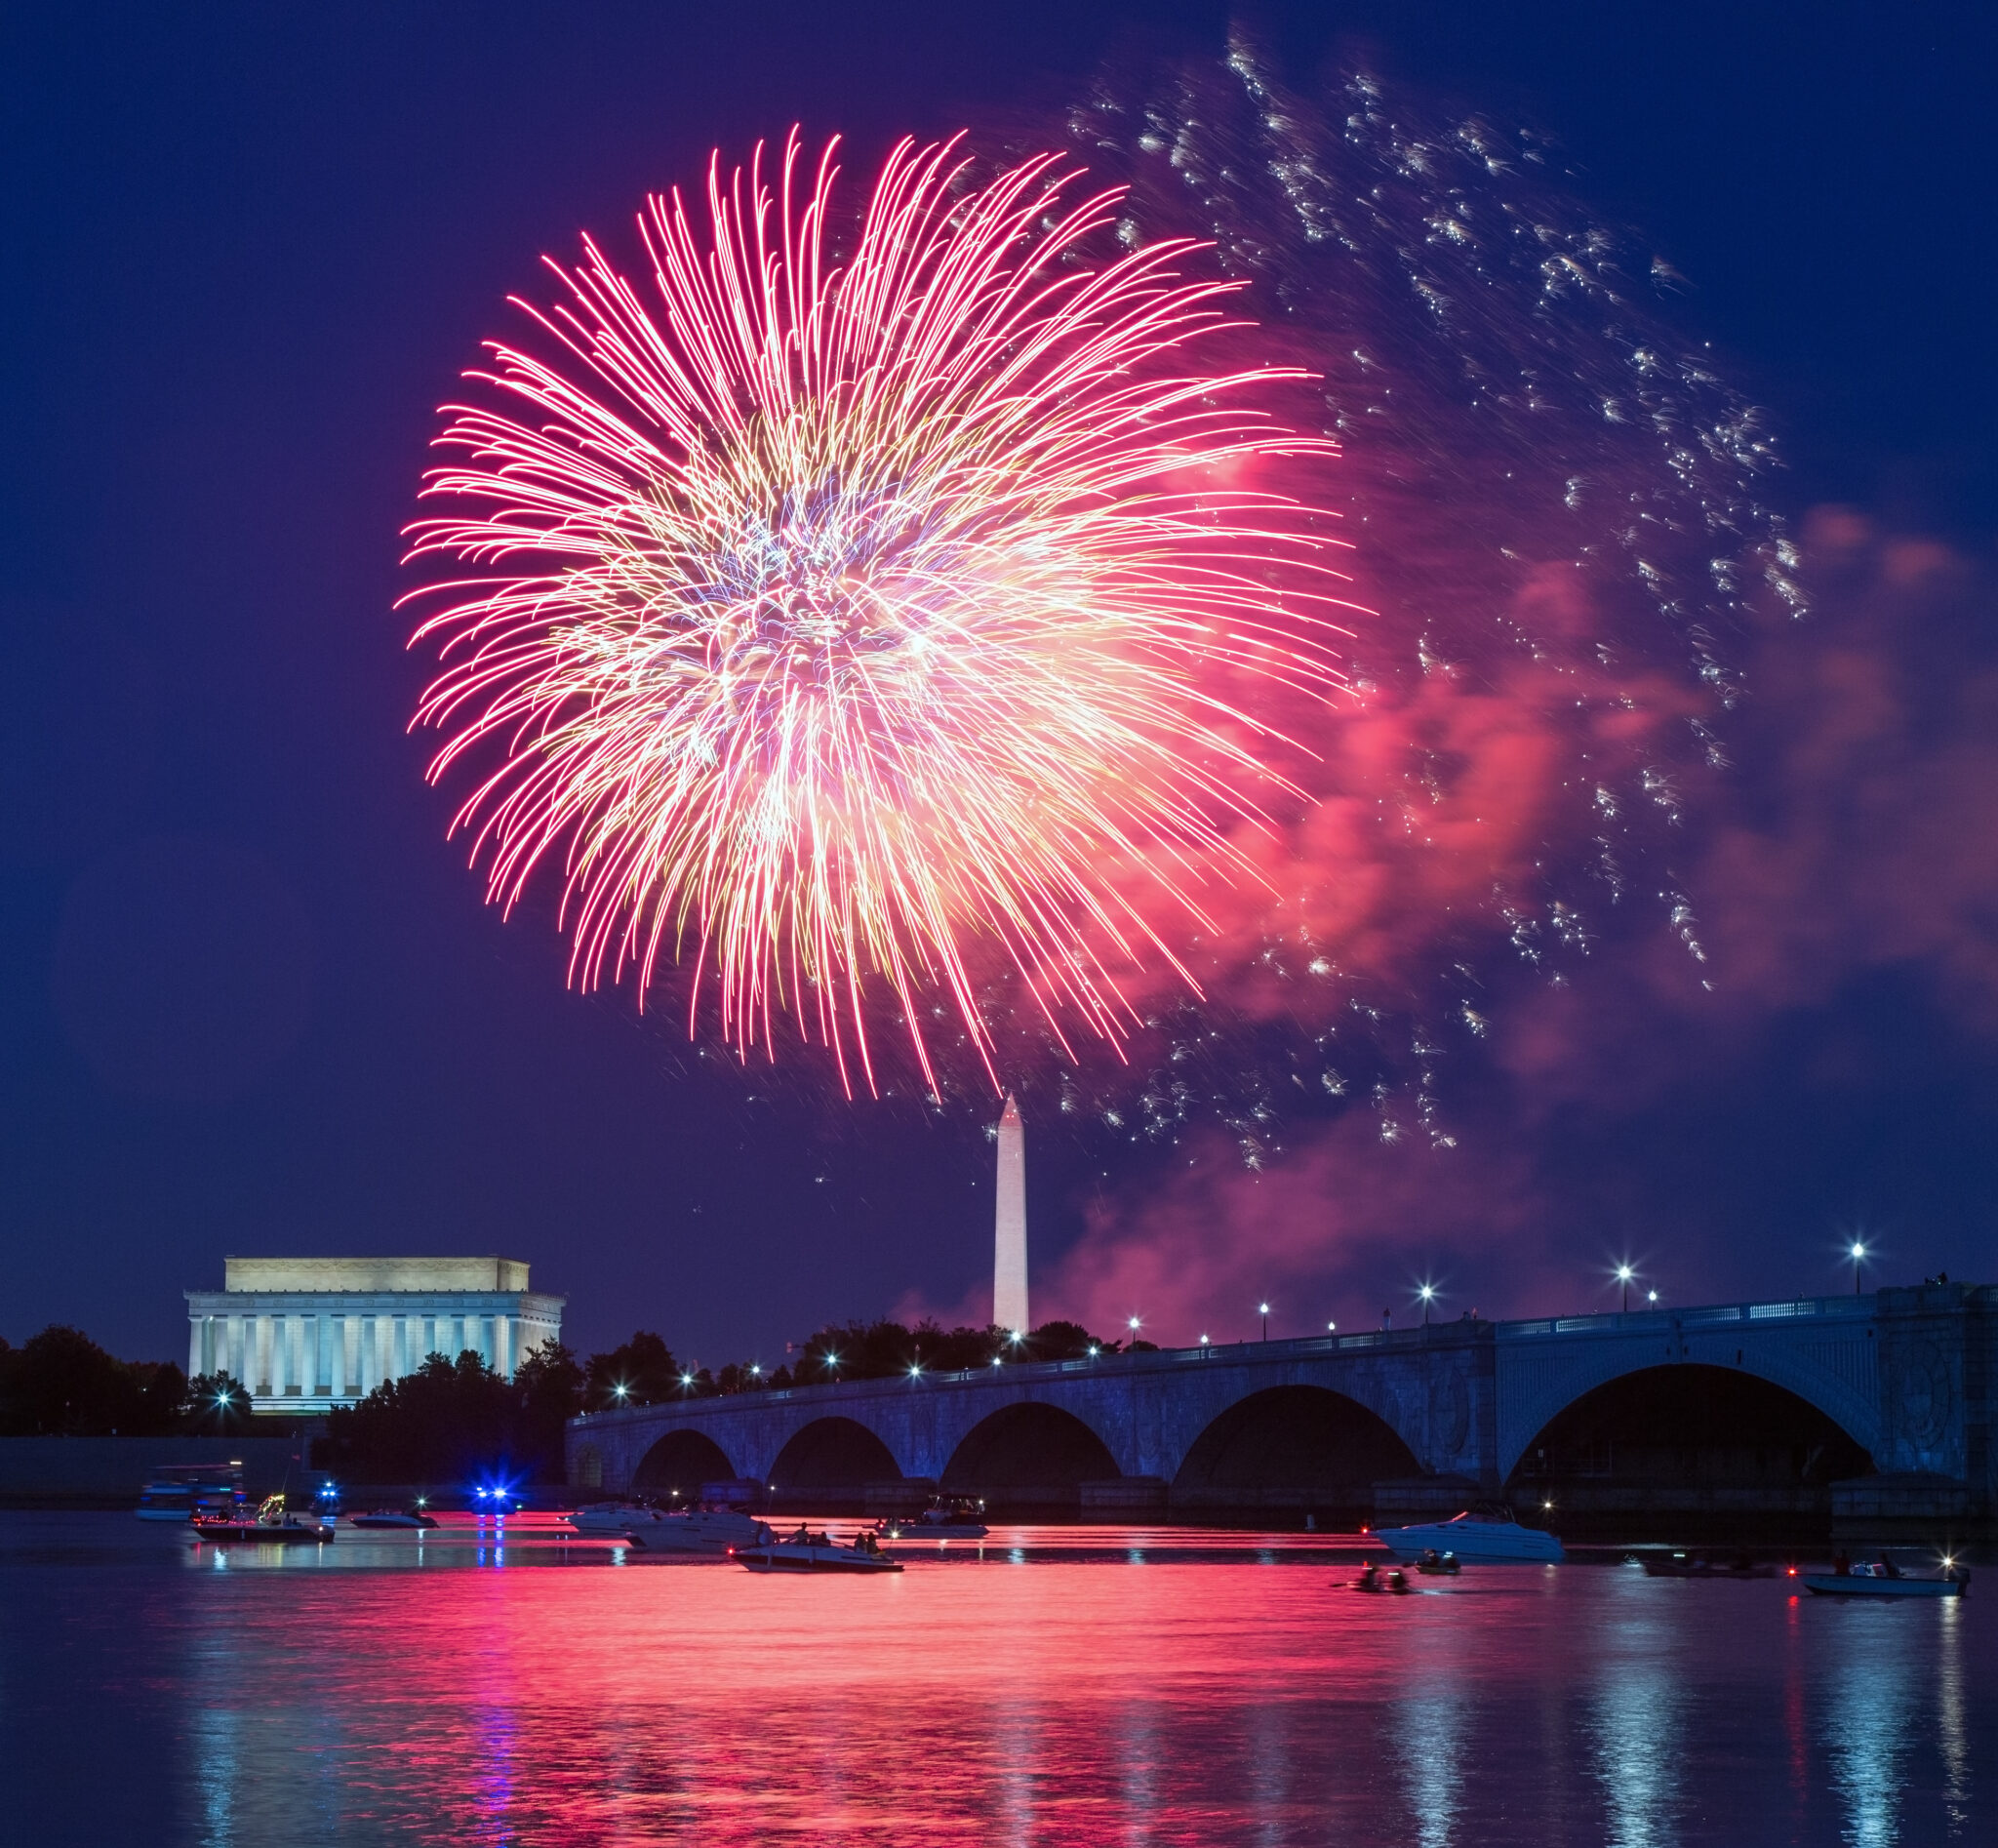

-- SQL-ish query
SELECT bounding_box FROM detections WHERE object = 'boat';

[191,1493,334,1545]
[1803,1558,1970,1599]
[136,1462,245,1522]
[629,1507,770,1554]
[734,1527,903,1574]
[349,1507,438,1529]
[567,1501,669,1536]
[1641,1551,1777,1580]
[1372,1506,1564,1564]
[1352,1561,1412,1593]
[914,1496,989,1538]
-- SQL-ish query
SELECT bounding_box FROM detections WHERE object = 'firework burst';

[404,131,1351,1091]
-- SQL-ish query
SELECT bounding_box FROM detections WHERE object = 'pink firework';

[404,131,1351,1091]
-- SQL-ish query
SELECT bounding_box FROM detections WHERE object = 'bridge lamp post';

[1850,1242,1867,1295]
[1616,1265,1635,1312]
[1128,1315,1142,1348]
[1259,1303,1270,1342]
[1327,1321,1338,1334]
[1419,1284,1435,1326]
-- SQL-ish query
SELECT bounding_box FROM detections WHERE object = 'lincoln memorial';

[184,1257,565,1415]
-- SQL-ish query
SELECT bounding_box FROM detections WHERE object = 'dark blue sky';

[3,2,1992,1365]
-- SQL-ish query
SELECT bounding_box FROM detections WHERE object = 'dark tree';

[182,1372,251,1431]
[0,1326,186,1435]
[584,1332,681,1409]
[514,1341,584,1466]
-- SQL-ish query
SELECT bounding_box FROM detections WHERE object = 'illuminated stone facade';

[185,1257,564,1415]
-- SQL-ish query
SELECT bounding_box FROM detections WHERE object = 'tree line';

[2,1314,1144,1484]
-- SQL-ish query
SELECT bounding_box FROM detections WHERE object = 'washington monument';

[993,1094,1028,1334]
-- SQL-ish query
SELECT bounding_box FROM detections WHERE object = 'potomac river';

[0,1511,1986,1845]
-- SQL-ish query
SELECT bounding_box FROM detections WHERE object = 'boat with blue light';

[1372,1506,1564,1564]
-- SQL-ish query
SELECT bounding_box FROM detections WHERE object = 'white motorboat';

[567,1502,672,1537]
[1372,1507,1564,1564]
[630,1507,770,1554]
[735,1527,902,1574]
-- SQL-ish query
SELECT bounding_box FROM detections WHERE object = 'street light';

[1647,1290,1658,1306]
[1850,1241,1867,1296]
[1616,1264,1635,1312]
[1327,1320,1338,1334]
[1199,1333,1210,1346]
[1419,1284,1436,1326]
[1127,1315,1141,1346]
[1259,1302,1270,1342]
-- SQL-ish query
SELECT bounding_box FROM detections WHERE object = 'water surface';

[1,1512,1984,1845]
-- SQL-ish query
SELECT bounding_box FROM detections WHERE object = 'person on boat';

[1831,1549,1851,1577]
[1879,1554,1902,1579]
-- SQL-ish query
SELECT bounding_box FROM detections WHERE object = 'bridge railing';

[1496,1295,1873,1340]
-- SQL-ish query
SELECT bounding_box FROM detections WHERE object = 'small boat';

[191,1494,334,1545]
[630,1507,769,1554]
[1641,1551,1777,1580]
[1352,1561,1412,1594]
[735,1527,902,1574]
[349,1508,438,1530]
[1373,1506,1564,1564]
[883,1494,990,1534]
[137,1462,245,1522]
[1804,1558,1969,1599]
[1415,1548,1461,1576]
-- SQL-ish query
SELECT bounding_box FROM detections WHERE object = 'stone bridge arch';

[633,1427,736,1497]
[1171,1383,1424,1512]
[1495,1314,1884,1482]
[768,1417,902,1498]
[939,1401,1121,1506]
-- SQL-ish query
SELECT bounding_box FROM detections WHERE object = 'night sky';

[4,2,1993,1368]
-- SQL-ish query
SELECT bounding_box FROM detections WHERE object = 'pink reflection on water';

[120,1521,1996,1843]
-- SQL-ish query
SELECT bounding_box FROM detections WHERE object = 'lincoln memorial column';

[188,1316,204,1379]
[331,1316,347,1398]
[495,1315,513,1380]
[343,1315,361,1397]
[288,1315,309,1397]
[225,1315,244,1384]
[254,1315,274,1396]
